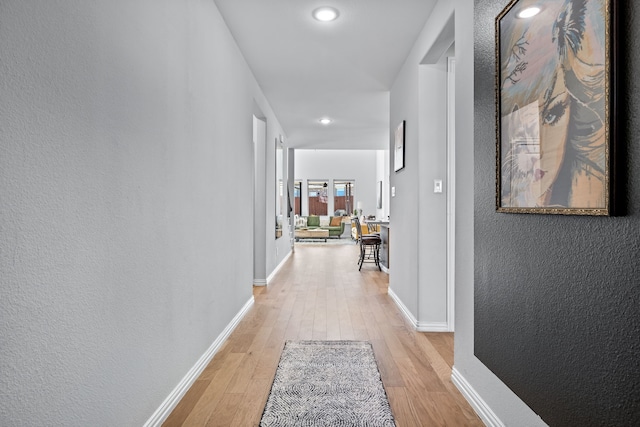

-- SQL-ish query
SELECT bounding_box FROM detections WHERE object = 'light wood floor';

[163,243,483,426]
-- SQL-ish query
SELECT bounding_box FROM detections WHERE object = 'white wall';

[294,150,385,219]
[0,1,284,425]
[389,2,454,327]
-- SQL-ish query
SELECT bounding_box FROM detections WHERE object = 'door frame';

[446,57,456,331]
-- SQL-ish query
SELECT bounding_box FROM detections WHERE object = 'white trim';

[446,56,456,332]
[266,249,292,285]
[389,288,450,332]
[143,297,255,427]
[451,367,505,427]
[253,279,268,287]
[388,288,418,328]
[417,321,450,332]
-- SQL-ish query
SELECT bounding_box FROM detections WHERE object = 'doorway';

[253,115,267,286]
[415,13,455,332]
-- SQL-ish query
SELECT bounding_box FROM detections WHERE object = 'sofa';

[295,215,345,238]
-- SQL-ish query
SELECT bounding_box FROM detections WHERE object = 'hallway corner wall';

[451,1,547,425]
[389,0,451,329]
[388,1,562,425]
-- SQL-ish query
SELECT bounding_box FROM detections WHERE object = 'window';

[308,180,328,216]
[333,180,355,216]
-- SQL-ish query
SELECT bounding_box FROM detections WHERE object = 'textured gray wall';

[0,1,284,425]
[474,1,640,425]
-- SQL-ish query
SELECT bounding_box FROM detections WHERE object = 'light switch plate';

[434,179,443,193]
[391,186,396,197]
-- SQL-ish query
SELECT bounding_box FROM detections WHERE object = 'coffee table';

[295,228,330,241]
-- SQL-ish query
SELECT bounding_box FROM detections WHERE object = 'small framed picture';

[496,0,614,215]
[394,120,405,172]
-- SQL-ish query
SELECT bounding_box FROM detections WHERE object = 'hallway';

[164,244,483,426]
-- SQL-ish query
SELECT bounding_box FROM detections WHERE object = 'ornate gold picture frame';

[495,0,614,215]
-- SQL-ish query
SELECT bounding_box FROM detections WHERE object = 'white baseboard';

[254,249,292,286]
[388,288,451,332]
[451,367,505,427]
[388,288,418,328]
[266,249,292,285]
[143,296,255,427]
[253,279,268,287]
[417,321,450,332]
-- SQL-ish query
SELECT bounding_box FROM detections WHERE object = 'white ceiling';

[213,0,437,150]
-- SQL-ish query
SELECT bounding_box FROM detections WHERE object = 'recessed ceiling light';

[517,7,541,18]
[313,7,339,22]
[319,118,332,125]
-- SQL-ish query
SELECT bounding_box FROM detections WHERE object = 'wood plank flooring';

[163,243,483,426]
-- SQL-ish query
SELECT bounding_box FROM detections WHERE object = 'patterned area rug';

[260,341,396,426]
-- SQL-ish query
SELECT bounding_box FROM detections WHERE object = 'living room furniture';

[351,219,380,240]
[295,228,330,242]
[294,215,345,239]
[353,217,381,271]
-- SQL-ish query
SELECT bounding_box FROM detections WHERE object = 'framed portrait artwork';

[495,0,615,215]
[394,120,405,172]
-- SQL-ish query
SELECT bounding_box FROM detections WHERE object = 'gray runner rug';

[260,340,396,426]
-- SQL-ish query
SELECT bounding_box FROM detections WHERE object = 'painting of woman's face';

[535,69,570,204]
[500,6,571,207]
[498,0,609,213]
[501,72,571,207]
